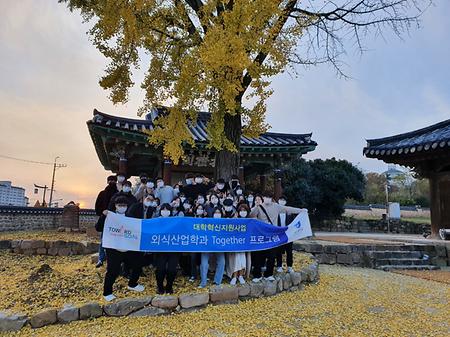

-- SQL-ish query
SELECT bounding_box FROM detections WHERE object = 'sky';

[0,1,449,208]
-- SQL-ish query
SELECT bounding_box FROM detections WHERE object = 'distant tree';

[283,158,365,220]
[363,172,386,204]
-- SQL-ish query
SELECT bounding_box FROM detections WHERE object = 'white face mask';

[213,213,222,219]
[236,189,243,195]
[143,200,152,207]
[196,209,204,216]
[239,211,248,218]
[116,183,123,191]
[263,197,272,205]
[157,181,164,188]
[116,206,127,214]
[146,182,154,188]
[172,202,180,208]
[186,178,192,185]
[174,188,179,193]
[183,203,191,210]
[180,197,186,202]
[224,206,233,212]
[217,184,224,190]
[160,210,170,217]
[195,178,203,184]
[117,176,125,183]
[123,186,131,193]
[278,200,287,206]
[211,197,218,205]
[197,198,205,205]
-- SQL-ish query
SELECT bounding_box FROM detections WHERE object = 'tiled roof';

[363,119,450,158]
[89,109,317,148]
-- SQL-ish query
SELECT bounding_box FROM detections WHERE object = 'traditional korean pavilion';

[363,119,450,236]
[87,108,317,195]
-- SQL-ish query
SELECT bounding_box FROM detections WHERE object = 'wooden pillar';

[274,169,283,200]
[259,174,267,193]
[429,172,441,237]
[430,172,450,236]
[238,166,245,188]
[163,159,173,185]
[118,156,128,176]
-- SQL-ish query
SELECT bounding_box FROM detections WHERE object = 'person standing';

[108,180,137,210]
[153,204,179,294]
[98,196,145,302]
[275,196,296,273]
[250,191,306,282]
[154,178,177,205]
[226,204,250,285]
[94,175,118,268]
[199,207,226,288]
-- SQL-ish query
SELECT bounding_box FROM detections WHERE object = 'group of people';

[94,172,306,302]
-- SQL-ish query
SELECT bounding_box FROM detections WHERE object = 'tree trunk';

[215,109,241,181]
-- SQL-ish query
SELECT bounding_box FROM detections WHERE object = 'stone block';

[30,240,46,249]
[57,248,71,256]
[20,240,34,250]
[57,306,79,323]
[36,248,47,255]
[47,248,58,256]
[209,285,239,304]
[10,240,21,249]
[282,273,292,290]
[104,297,151,317]
[304,244,323,253]
[276,278,283,293]
[317,254,336,265]
[249,282,264,298]
[336,254,353,265]
[22,249,34,256]
[151,295,178,309]
[0,312,28,332]
[431,257,448,267]
[129,307,167,317]
[30,309,57,328]
[237,284,251,297]
[351,253,361,264]
[0,240,11,250]
[179,293,209,309]
[290,272,302,286]
[263,281,277,296]
[79,302,103,320]
[91,253,99,264]
[435,245,447,257]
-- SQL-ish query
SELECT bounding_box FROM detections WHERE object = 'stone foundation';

[0,239,99,256]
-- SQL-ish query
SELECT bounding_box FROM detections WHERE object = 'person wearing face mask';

[275,196,296,273]
[181,198,194,217]
[222,198,236,218]
[97,197,145,302]
[116,173,126,192]
[205,193,221,217]
[187,204,205,282]
[226,204,251,285]
[153,204,179,294]
[195,194,206,207]
[133,173,153,202]
[108,180,138,211]
[199,207,226,288]
[182,174,214,200]
[249,191,307,282]
[170,197,184,217]
[246,193,255,208]
[154,178,177,205]
[94,175,118,268]
[227,175,241,196]
[211,178,228,194]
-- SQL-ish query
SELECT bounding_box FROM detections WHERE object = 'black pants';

[154,253,178,292]
[103,249,143,296]
[252,248,277,278]
[276,242,293,267]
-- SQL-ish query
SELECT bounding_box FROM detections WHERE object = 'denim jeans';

[98,233,106,263]
[200,253,225,287]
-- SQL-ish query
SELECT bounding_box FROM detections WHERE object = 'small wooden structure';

[87,108,317,198]
[364,119,450,236]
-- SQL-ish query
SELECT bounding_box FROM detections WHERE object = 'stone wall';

[0,239,99,256]
[0,206,98,232]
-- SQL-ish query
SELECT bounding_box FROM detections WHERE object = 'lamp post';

[34,184,48,207]
[48,157,67,208]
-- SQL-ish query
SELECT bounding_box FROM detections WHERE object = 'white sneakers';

[127,284,145,292]
[265,276,276,282]
[103,294,116,302]
[188,277,195,283]
[238,275,246,285]
[287,267,294,273]
[230,277,237,286]
[252,277,262,283]
[276,267,284,273]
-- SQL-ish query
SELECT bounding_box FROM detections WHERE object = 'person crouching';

[100,196,145,302]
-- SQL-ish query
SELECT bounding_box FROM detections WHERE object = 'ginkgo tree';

[61,0,430,179]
